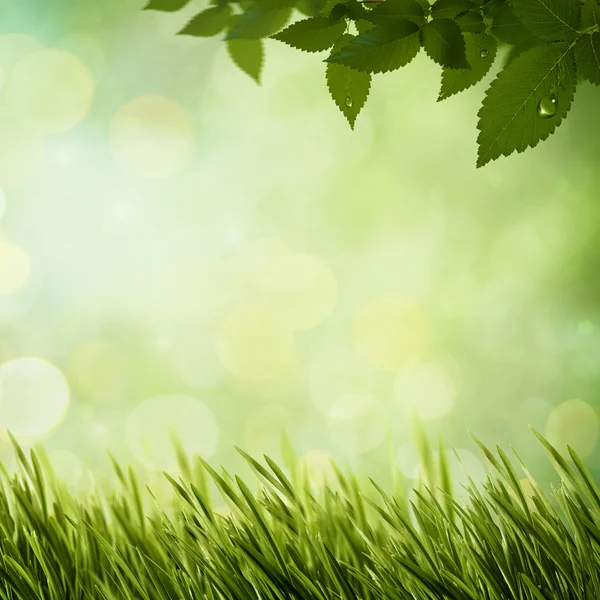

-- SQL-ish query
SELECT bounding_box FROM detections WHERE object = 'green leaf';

[512,0,581,42]
[365,0,426,27]
[355,18,376,34]
[430,0,475,20]
[226,5,292,39]
[325,19,421,73]
[271,17,347,52]
[490,4,541,46]
[574,32,600,85]
[476,42,576,168]
[581,0,600,29]
[326,33,372,129]
[179,6,233,37]
[438,32,496,100]
[143,0,191,10]
[420,18,470,69]
[226,39,265,83]
[454,10,486,33]
[319,0,347,17]
[297,0,327,16]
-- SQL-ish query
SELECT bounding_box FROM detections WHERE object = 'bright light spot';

[126,395,219,472]
[227,237,291,298]
[0,108,44,189]
[299,450,336,489]
[545,399,598,458]
[242,404,295,461]
[7,49,94,134]
[307,347,379,416]
[328,391,377,420]
[172,333,226,390]
[110,94,195,179]
[396,442,421,479]
[260,252,338,331]
[353,294,428,370]
[326,393,387,455]
[215,304,294,380]
[0,357,70,438]
[56,33,105,77]
[395,362,457,420]
[67,341,128,402]
[48,449,94,491]
[0,242,29,295]
[0,34,44,73]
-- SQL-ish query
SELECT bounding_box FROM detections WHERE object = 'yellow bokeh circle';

[395,361,457,420]
[7,49,94,134]
[242,404,295,461]
[0,357,70,438]
[260,252,338,331]
[353,294,428,370]
[0,108,44,189]
[126,395,219,472]
[299,450,336,489]
[0,241,30,295]
[110,94,195,179]
[545,399,598,458]
[215,304,294,380]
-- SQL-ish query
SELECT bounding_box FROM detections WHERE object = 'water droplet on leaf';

[537,94,557,119]
[480,48,489,58]
[345,96,353,108]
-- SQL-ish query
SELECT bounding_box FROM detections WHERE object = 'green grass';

[0,422,599,599]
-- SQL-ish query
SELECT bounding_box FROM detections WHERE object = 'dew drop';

[345,96,353,108]
[480,48,489,58]
[537,94,558,118]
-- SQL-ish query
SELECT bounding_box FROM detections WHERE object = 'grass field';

[0,422,597,599]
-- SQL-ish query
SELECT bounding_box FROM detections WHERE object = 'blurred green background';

[0,0,598,501]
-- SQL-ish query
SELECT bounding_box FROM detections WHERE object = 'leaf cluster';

[0,424,600,598]
[145,0,600,167]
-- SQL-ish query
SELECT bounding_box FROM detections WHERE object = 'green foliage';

[2,426,600,598]
[146,0,600,167]
[147,0,600,167]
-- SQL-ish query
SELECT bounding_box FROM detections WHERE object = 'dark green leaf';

[326,33,372,128]
[512,0,581,42]
[179,6,233,37]
[574,32,600,85]
[477,42,576,168]
[491,4,541,46]
[143,0,191,10]
[366,0,426,26]
[271,17,347,52]
[227,39,265,83]
[454,9,486,33]
[421,18,470,69]
[325,19,421,73]
[438,32,496,100]
[581,0,600,28]
[431,0,475,20]
[226,5,292,39]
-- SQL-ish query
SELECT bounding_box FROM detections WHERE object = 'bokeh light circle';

[48,449,94,492]
[126,395,218,472]
[0,357,70,438]
[260,252,338,331]
[109,94,195,179]
[545,398,598,458]
[215,304,294,380]
[326,392,388,455]
[0,242,30,295]
[353,294,428,370]
[0,108,44,189]
[242,404,295,462]
[7,49,94,134]
[394,362,457,420]
[299,450,336,489]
